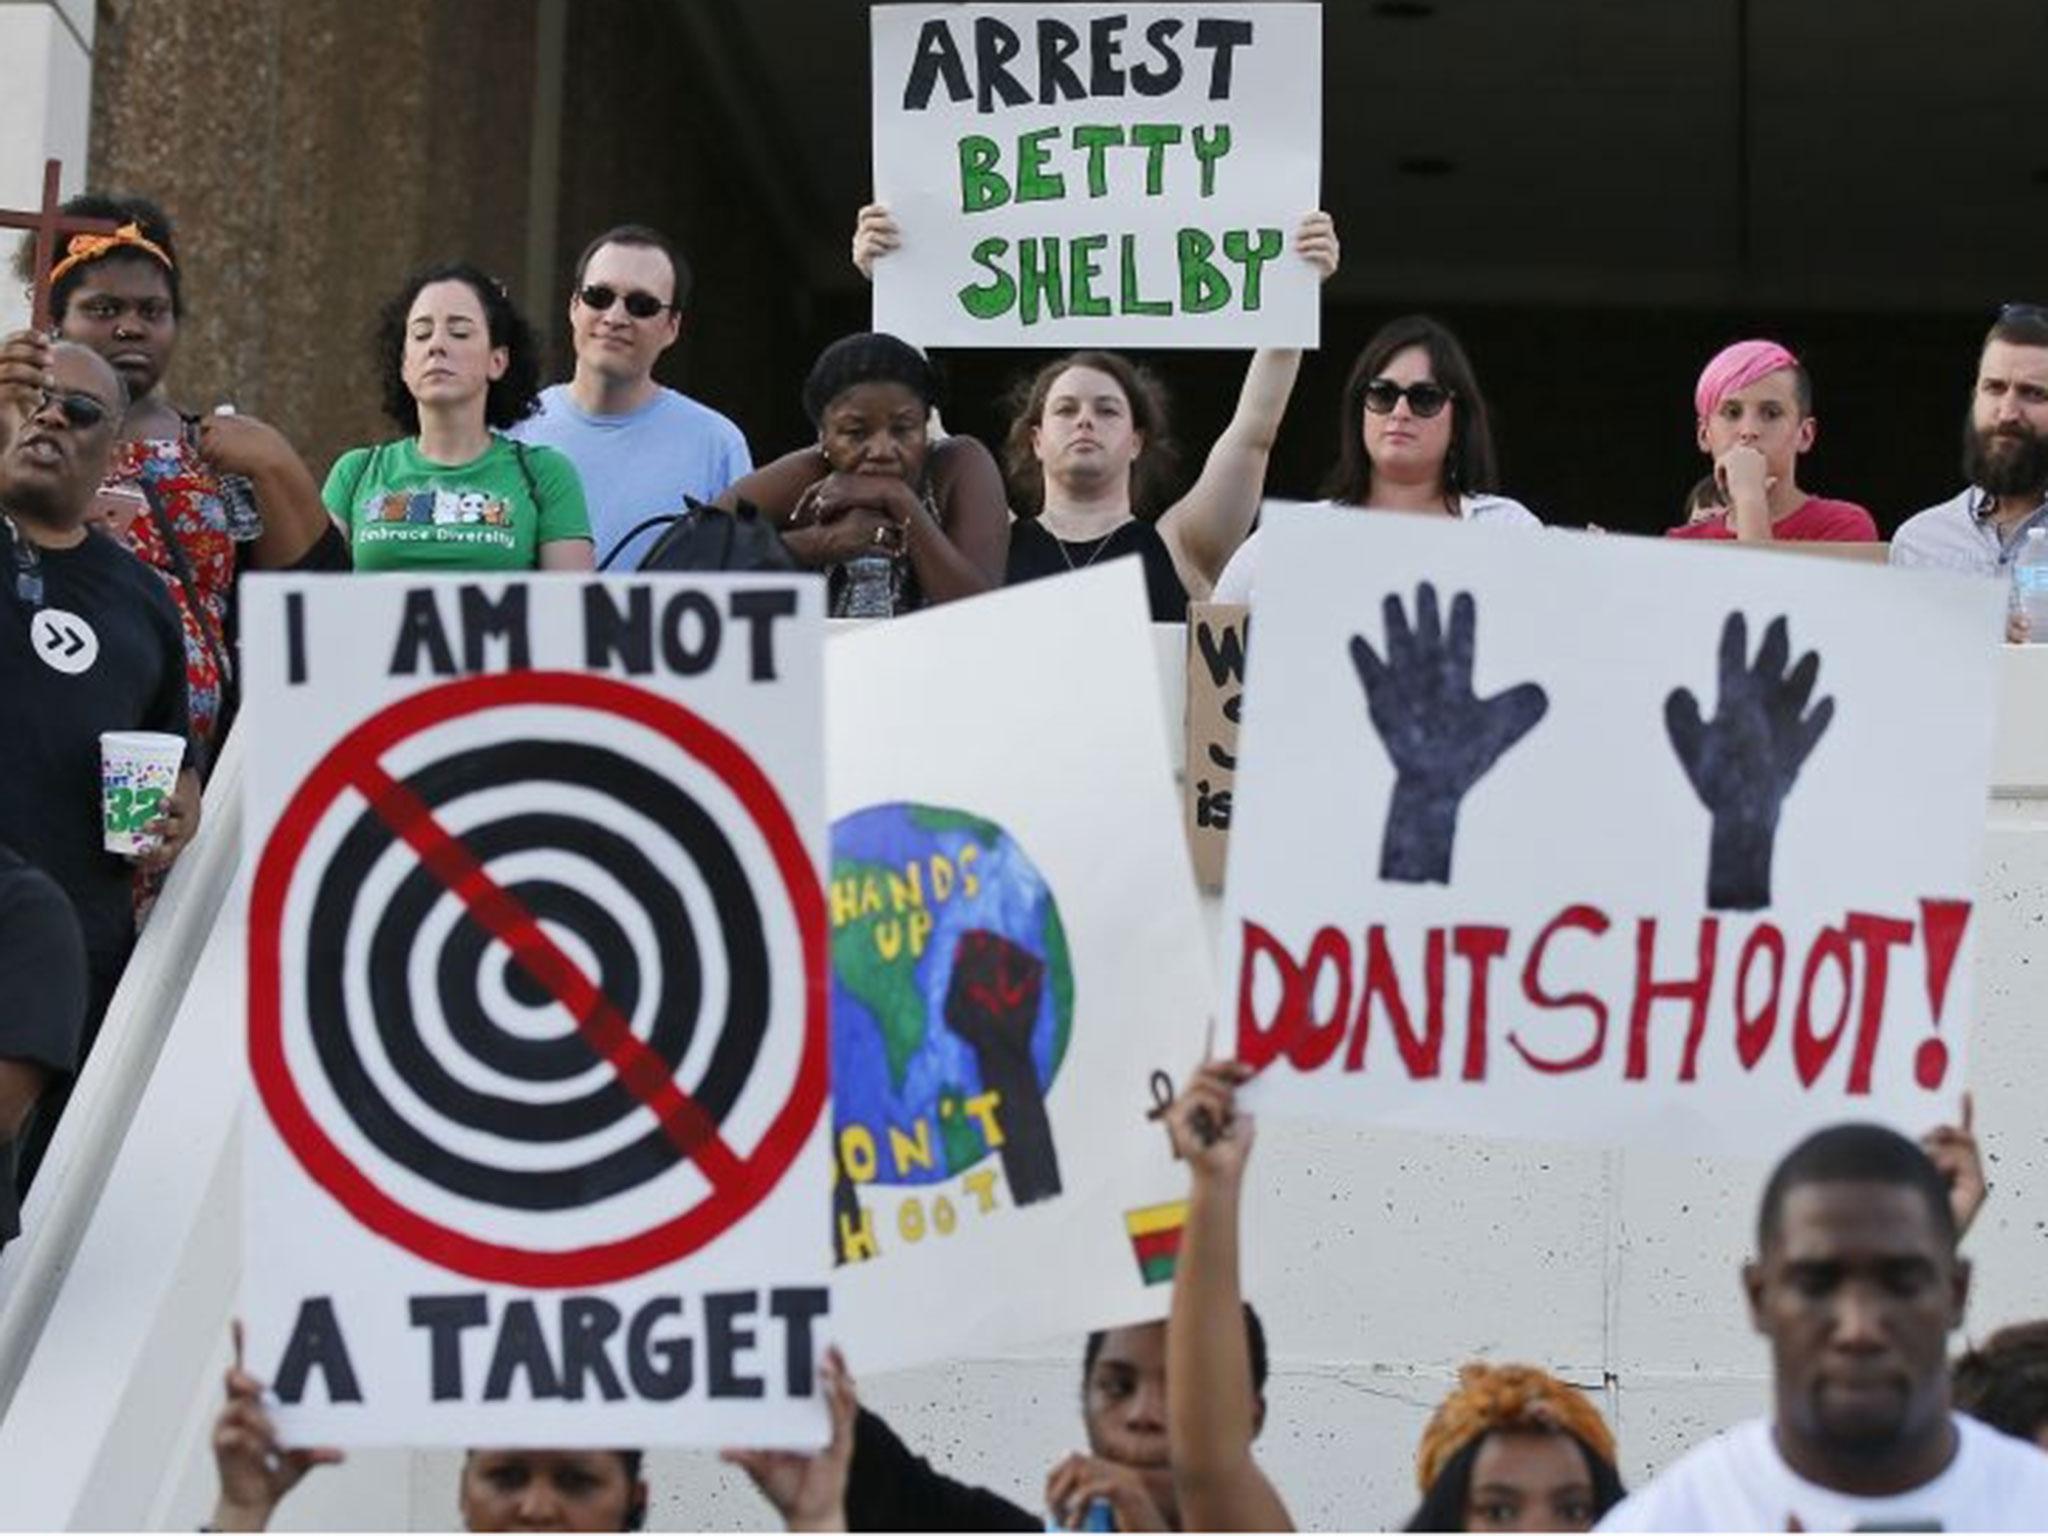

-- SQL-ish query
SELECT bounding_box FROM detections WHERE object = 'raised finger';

[1754,614,1791,683]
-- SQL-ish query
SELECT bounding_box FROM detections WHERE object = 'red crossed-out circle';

[247,669,827,1288]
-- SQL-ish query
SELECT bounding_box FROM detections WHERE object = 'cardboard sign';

[239,574,832,1446]
[1221,510,2005,1155]
[1185,603,1248,891]
[870,3,1322,348]
[827,562,1211,1373]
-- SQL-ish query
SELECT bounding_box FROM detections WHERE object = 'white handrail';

[0,726,245,1420]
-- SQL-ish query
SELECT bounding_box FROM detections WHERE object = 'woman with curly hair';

[322,262,593,571]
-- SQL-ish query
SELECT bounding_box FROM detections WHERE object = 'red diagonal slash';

[354,759,744,1188]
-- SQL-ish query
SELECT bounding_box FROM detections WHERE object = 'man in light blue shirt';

[513,225,752,569]
[1891,306,2048,606]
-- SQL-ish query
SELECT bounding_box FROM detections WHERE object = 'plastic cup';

[100,730,186,855]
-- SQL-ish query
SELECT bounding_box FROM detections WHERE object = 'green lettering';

[1071,125,1123,197]
[1016,126,1066,203]
[1019,237,1065,326]
[1068,235,1110,316]
[958,135,1009,213]
[1191,124,1232,197]
[1177,228,1228,313]
[957,238,1016,319]
[1119,234,1171,316]
[1222,227,1284,310]
[1129,123,1184,195]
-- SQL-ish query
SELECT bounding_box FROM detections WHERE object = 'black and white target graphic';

[248,670,827,1287]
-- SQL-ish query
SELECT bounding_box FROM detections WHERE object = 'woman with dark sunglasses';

[1211,314,1539,604]
[13,194,343,759]
[322,263,595,574]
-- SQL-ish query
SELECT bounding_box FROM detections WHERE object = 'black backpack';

[607,496,797,574]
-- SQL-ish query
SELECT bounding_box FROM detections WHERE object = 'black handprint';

[1349,583,1550,884]
[1665,612,1834,911]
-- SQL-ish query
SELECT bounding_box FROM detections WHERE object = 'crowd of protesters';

[3,187,2046,1530]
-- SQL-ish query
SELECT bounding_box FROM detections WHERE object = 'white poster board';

[871,2,1322,348]
[827,561,1211,1373]
[239,574,832,1446]
[1221,510,2005,1156]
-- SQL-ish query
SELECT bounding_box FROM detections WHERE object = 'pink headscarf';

[1695,339,1801,420]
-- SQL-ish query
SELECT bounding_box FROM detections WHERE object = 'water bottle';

[211,405,264,543]
[839,553,897,618]
[2012,528,2048,642]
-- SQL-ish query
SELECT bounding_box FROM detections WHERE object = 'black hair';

[1988,304,2048,352]
[1003,349,1180,518]
[1954,1320,2048,1443]
[1401,1429,1626,1532]
[11,193,181,322]
[1756,1123,1957,1255]
[802,331,940,427]
[572,223,691,311]
[373,261,542,434]
[1325,314,1499,510]
[1083,1303,1268,1398]
[616,1450,647,1532]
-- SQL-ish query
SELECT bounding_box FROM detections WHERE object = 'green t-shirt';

[322,435,592,572]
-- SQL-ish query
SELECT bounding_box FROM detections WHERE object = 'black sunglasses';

[576,284,674,319]
[2000,302,2048,325]
[1362,378,1454,418]
[31,386,112,431]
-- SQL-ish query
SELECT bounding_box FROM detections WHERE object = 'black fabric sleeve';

[139,578,192,747]
[283,521,354,572]
[845,1406,1040,1533]
[0,858,87,1073]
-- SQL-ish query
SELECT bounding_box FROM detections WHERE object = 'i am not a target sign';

[238,574,833,1448]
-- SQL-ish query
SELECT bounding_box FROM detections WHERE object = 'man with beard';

[1598,1124,2048,1530]
[1893,308,2048,634]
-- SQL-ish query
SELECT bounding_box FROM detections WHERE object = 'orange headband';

[47,222,174,288]
[1414,1362,1618,1493]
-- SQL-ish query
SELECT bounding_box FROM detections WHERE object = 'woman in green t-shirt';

[323,262,594,572]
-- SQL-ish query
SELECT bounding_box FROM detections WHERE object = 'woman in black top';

[851,208,1338,621]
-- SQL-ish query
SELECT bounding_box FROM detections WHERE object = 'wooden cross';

[0,159,122,333]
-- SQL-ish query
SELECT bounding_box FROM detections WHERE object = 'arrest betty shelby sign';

[238,574,831,1446]
[871,3,1322,348]
[1221,510,2006,1155]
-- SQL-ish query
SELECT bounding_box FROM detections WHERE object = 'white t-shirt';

[1597,1415,2048,1532]
[1209,494,1542,605]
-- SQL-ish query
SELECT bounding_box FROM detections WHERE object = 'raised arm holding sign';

[870,4,1322,350]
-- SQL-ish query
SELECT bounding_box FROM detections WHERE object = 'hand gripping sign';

[1221,510,2004,1157]
[239,575,832,1447]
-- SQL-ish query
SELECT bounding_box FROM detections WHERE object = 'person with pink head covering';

[1667,340,1877,544]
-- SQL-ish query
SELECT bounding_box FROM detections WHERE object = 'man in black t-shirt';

[0,850,87,1248]
[0,336,198,1185]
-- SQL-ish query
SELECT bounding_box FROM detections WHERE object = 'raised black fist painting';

[1349,583,1549,885]
[1665,612,1834,911]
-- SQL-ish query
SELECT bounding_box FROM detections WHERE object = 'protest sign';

[1221,509,2005,1156]
[827,562,1210,1373]
[1185,602,1248,890]
[870,3,1321,348]
[239,574,832,1446]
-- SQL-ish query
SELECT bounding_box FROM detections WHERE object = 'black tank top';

[1005,516,1188,621]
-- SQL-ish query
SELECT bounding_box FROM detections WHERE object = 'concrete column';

[0,0,95,333]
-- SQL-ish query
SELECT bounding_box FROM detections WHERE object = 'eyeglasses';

[576,284,674,319]
[30,386,112,431]
[2000,303,2048,325]
[1362,378,1454,418]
